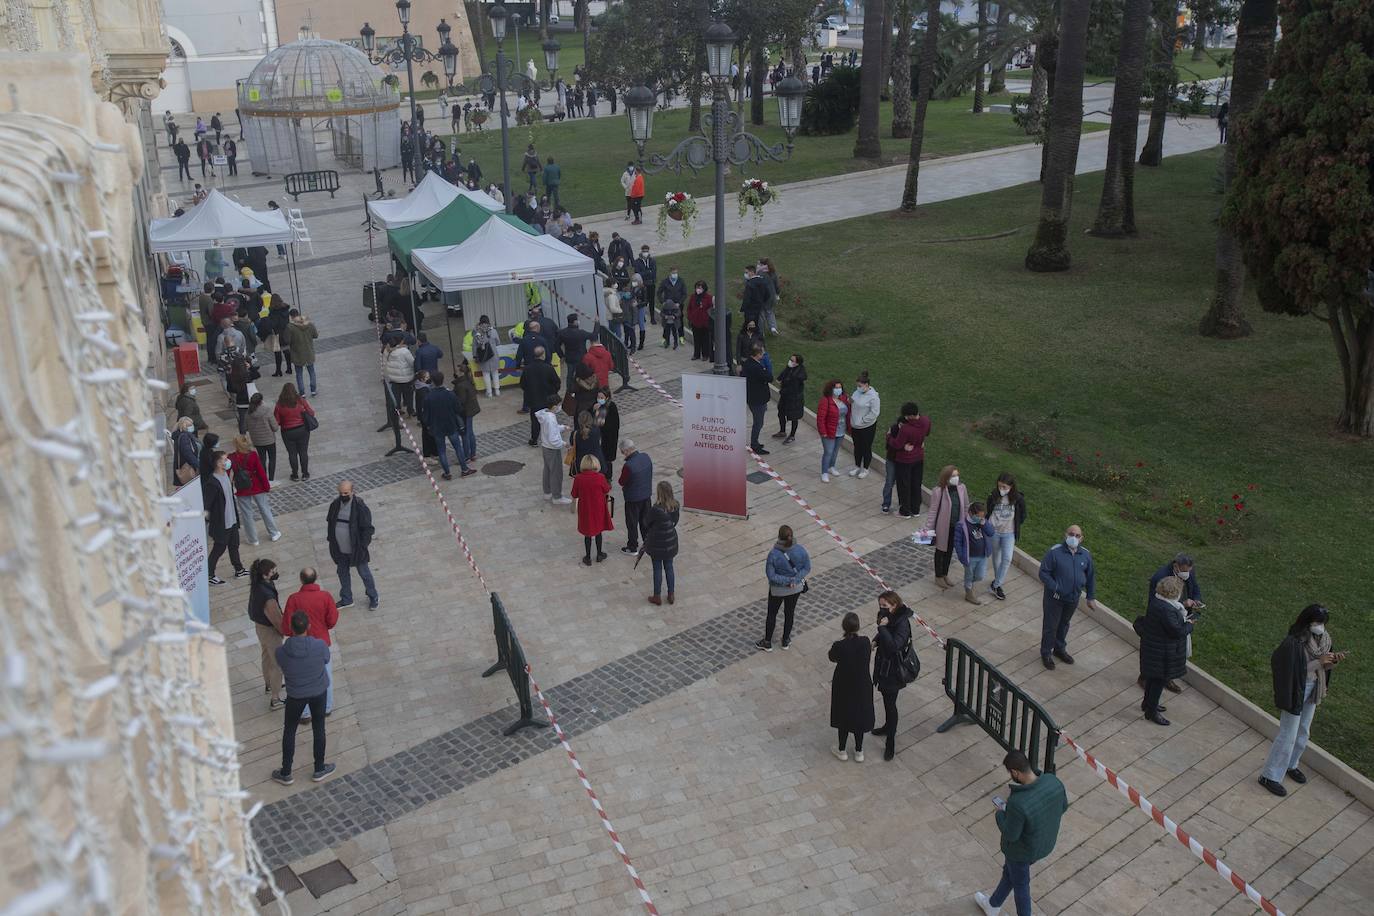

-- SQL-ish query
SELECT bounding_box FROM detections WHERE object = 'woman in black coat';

[413,371,439,460]
[595,387,620,483]
[774,354,807,443]
[829,612,875,761]
[1138,576,1193,727]
[200,450,245,584]
[872,590,915,761]
[643,481,680,606]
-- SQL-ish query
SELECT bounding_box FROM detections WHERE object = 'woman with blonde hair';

[1137,575,1192,727]
[923,464,970,588]
[570,454,614,565]
[230,434,281,544]
[642,481,680,606]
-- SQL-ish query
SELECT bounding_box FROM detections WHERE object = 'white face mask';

[949,474,960,486]
[787,360,796,368]
[1310,624,1326,636]
[1177,570,1191,580]
[832,387,843,396]
[1064,535,1081,549]
[998,486,1010,496]
[669,273,678,280]
[188,387,197,397]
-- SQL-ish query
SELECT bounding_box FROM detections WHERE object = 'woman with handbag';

[273,382,315,481]
[872,590,916,761]
[1137,576,1193,727]
[642,481,680,606]
[756,525,811,652]
[570,455,614,566]
[231,435,281,545]
[829,612,875,762]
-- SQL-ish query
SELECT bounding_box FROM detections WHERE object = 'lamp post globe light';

[358,0,460,132]
[542,38,560,87]
[624,20,802,376]
[474,2,538,214]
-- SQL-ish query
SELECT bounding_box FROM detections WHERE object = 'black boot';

[273,352,284,376]
[638,329,646,350]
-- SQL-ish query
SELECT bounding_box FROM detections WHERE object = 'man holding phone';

[976,750,1068,916]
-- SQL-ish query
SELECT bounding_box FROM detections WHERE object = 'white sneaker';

[853,750,864,762]
[821,473,830,483]
[831,747,848,761]
[857,468,870,479]
[827,467,839,476]
[269,531,283,542]
[553,496,572,505]
[847,467,861,477]
[974,891,1001,915]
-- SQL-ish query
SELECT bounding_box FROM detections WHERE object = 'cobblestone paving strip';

[250,534,931,867]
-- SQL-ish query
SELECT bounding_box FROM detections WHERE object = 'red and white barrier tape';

[526,666,660,915]
[538,283,1285,916]
[359,251,656,913]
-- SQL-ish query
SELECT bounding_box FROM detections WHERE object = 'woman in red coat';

[570,455,614,565]
[815,379,851,483]
[686,281,714,362]
[230,434,281,544]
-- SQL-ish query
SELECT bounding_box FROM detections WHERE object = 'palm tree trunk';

[750,39,766,125]
[881,1,895,94]
[1036,30,1059,182]
[854,0,887,159]
[989,2,1011,93]
[539,0,550,40]
[1199,0,1278,339]
[1024,0,1092,271]
[973,0,989,113]
[1139,1,1179,166]
[1191,17,1207,59]
[899,0,943,210]
[891,0,914,136]
[1090,0,1152,237]
[1027,55,1048,128]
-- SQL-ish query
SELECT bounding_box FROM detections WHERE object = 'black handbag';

[898,638,921,684]
[302,410,319,431]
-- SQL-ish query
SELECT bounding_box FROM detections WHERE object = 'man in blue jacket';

[272,611,336,785]
[617,438,653,555]
[1037,524,1098,669]
[414,333,443,375]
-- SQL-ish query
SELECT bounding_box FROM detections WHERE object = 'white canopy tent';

[412,218,603,328]
[147,190,294,253]
[367,171,501,229]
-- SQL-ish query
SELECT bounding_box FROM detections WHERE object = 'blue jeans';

[462,416,477,459]
[436,430,470,474]
[336,559,378,608]
[635,304,648,334]
[652,557,675,596]
[991,532,1016,588]
[882,459,896,508]
[294,362,317,394]
[963,555,988,590]
[821,436,841,474]
[1041,593,1078,657]
[1262,679,1317,781]
[989,858,1033,915]
[749,402,766,448]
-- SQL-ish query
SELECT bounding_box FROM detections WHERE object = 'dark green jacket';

[996,772,1067,863]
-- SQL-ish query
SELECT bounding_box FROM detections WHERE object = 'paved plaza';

[170,120,1374,915]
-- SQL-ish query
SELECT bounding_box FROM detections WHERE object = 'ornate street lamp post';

[625,21,803,375]
[359,1,459,131]
[474,4,538,213]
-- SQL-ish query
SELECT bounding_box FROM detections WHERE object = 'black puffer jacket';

[643,505,679,559]
[776,364,807,420]
[1138,596,1192,680]
[873,605,915,692]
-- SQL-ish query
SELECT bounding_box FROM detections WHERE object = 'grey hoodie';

[276,635,331,699]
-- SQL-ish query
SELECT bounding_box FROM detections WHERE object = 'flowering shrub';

[1171,485,1260,542]
[656,191,698,240]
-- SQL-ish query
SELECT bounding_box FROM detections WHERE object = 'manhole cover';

[481,460,524,477]
[746,471,771,484]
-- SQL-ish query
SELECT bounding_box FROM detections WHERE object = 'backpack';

[474,332,495,364]
[231,458,252,491]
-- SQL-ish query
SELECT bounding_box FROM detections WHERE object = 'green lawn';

[672,149,1374,778]
[442,93,1105,216]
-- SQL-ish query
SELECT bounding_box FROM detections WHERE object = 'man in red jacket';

[582,340,614,389]
[281,567,339,716]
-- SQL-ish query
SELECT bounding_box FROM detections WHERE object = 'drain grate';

[255,865,303,905]
[480,459,524,477]
[297,859,357,898]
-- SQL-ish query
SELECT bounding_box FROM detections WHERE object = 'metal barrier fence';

[481,592,548,736]
[939,638,1061,774]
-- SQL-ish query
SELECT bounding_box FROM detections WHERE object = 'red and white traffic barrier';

[559,284,1286,916]
[526,666,660,916]
[359,250,656,913]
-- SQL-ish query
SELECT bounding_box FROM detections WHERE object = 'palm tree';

[1023,0,1092,271]
[1089,0,1152,236]
[988,2,1012,92]
[854,0,886,158]
[891,0,914,136]
[899,0,943,209]
[1199,0,1279,338]
[1139,0,1180,166]
[972,0,989,112]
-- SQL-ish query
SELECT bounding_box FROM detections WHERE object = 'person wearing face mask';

[201,450,247,585]
[175,381,208,432]
[774,354,807,443]
[687,281,714,361]
[846,371,881,478]
[740,264,770,328]
[828,612,874,762]
[1259,605,1346,796]
[634,246,658,323]
[985,473,1027,600]
[871,590,915,761]
[247,558,286,710]
[325,481,379,611]
[735,319,765,368]
[974,750,1068,916]
[1036,525,1098,669]
[953,501,994,606]
[594,387,620,483]
[1141,553,1202,693]
[1136,575,1193,727]
[657,265,686,319]
[757,525,811,652]
[923,465,970,587]
[742,344,775,455]
[816,380,850,482]
[757,258,780,334]
[885,402,931,517]
[610,256,631,289]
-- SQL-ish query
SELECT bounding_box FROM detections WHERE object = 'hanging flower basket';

[738,178,779,224]
[656,191,699,240]
[472,109,489,126]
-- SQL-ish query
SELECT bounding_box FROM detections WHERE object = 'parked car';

[821,15,849,34]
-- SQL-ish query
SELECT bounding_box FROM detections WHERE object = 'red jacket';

[582,345,614,388]
[687,292,714,328]
[886,415,931,464]
[230,448,270,497]
[273,397,314,430]
[629,173,645,198]
[210,300,237,327]
[816,393,851,438]
[281,583,339,644]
